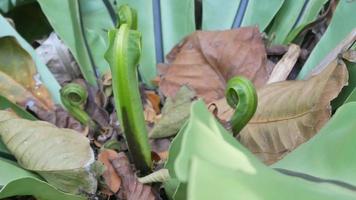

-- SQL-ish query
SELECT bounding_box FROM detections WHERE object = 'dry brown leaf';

[35,33,82,86]
[98,149,121,194]
[239,59,348,164]
[150,138,171,162]
[111,152,155,200]
[158,27,270,103]
[26,105,86,133]
[144,101,158,124]
[145,91,161,113]
[208,98,234,123]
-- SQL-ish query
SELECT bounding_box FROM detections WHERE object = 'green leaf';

[0,111,97,195]
[37,0,115,85]
[274,102,356,186]
[166,100,356,200]
[241,0,284,31]
[0,158,85,200]
[297,1,356,79]
[202,0,284,31]
[0,94,36,120]
[0,14,61,104]
[187,157,356,200]
[0,139,12,160]
[165,100,262,194]
[160,0,195,57]
[344,88,356,103]
[268,0,328,44]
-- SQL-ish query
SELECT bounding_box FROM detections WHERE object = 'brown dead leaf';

[239,59,348,164]
[36,33,82,86]
[158,27,270,103]
[150,138,171,161]
[98,149,122,195]
[145,91,161,113]
[0,36,54,110]
[111,152,155,200]
[144,101,157,124]
[27,105,87,133]
[208,98,234,123]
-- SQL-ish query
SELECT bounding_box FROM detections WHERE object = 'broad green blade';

[274,102,356,186]
[202,0,240,30]
[297,1,356,79]
[0,14,61,104]
[202,0,284,31]
[241,0,284,31]
[79,0,114,76]
[188,157,356,200]
[0,158,39,186]
[165,100,264,196]
[268,0,328,44]
[37,0,115,85]
[166,100,356,200]
[0,158,85,200]
[160,0,195,56]
[0,139,11,159]
[0,95,36,120]
[344,88,356,103]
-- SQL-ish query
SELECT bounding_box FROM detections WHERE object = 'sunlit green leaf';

[0,158,85,200]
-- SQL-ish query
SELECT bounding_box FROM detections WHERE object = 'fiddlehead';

[117,4,138,30]
[60,83,91,125]
[225,76,257,136]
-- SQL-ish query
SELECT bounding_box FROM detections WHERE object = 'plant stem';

[105,24,151,174]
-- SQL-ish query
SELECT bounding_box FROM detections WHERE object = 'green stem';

[60,83,91,126]
[225,76,258,136]
[105,24,151,174]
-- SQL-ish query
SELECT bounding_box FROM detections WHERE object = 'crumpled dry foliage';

[158,27,271,103]
[111,152,155,200]
[36,32,81,86]
[98,149,121,195]
[27,104,86,133]
[239,59,348,164]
